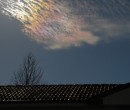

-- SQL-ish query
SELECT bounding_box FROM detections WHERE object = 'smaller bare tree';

[12,53,43,85]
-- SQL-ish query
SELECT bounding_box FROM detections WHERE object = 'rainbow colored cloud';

[0,0,130,49]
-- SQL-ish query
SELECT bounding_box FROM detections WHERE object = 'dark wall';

[103,87,130,105]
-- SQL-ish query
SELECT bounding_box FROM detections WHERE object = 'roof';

[0,84,130,103]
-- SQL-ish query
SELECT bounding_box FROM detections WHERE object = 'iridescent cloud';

[0,0,130,49]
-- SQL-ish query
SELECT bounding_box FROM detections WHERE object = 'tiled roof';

[0,84,129,103]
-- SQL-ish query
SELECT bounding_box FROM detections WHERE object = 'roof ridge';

[0,83,126,87]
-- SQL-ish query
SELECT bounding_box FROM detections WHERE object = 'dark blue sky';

[0,0,130,85]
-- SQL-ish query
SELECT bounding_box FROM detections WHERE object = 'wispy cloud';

[0,0,130,49]
[83,19,130,42]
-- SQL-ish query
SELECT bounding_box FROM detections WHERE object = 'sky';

[0,0,130,85]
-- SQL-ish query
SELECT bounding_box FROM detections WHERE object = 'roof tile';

[0,84,129,102]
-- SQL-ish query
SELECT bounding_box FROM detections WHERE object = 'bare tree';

[12,53,43,85]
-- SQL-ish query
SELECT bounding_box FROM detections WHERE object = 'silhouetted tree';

[12,53,43,85]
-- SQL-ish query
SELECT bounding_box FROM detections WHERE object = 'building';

[0,83,130,110]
